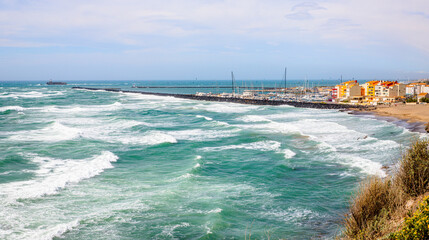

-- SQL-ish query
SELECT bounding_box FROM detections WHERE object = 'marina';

[72,86,369,109]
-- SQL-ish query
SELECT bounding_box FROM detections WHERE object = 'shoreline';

[350,104,429,133]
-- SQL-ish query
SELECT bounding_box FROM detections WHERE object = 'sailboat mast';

[231,71,235,97]
[284,67,287,91]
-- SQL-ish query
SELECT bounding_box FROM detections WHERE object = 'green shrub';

[420,97,429,103]
[397,139,429,197]
[343,177,395,239]
[389,195,429,239]
[342,139,429,239]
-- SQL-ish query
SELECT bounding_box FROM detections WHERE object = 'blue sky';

[1,0,429,81]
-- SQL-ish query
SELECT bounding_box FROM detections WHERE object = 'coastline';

[351,104,429,133]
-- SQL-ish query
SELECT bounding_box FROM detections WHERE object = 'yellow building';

[361,80,380,96]
[333,80,359,99]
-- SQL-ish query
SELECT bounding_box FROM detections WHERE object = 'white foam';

[114,131,177,145]
[193,163,201,169]
[213,120,230,126]
[21,219,79,240]
[193,103,259,113]
[235,121,303,136]
[196,115,213,121]
[39,102,123,114]
[161,222,190,237]
[25,118,173,146]
[202,140,282,152]
[282,149,296,159]
[340,155,386,177]
[39,106,86,114]
[174,173,193,181]
[169,129,238,141]
[9,121,82,142]
[0,105,25,112]
[263,207,315,223]
[207,208,222,214]
[0,151,118,201]
[238,115,271,122]
[0,91,63,99]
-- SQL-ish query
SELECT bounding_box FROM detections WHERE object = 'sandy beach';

[370,104,429,132]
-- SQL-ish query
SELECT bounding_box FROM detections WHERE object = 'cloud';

[407,11,429,19]
[285,2,326,20]
[0,0,428,55]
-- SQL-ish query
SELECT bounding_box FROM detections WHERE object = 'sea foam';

[0,151,118,202]
[0,106,25,112]
[9,121,82,142]
[202,140,296,159]
[196,115,213,121]
[21,219,80,240]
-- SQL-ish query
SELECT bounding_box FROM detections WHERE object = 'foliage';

[406,98,417,103]
[389,196,429,240]
[343,139,429,239]
[420,97,429,103]
[343,177,402,239]
[397,139,429,197]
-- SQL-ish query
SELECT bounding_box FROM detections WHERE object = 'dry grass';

[396,139,429,197]
[342,139,429,239]
[343,177,402,239]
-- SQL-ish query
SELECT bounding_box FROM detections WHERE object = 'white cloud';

[286,2,326,20]
[0,0,428,54]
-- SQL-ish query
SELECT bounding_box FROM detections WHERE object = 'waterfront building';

[406,83,428,96]
[345,85,363,98]
[388,83,406,97]
[374,81,396,97]
[361,81,380,96]
[332,80,360,100]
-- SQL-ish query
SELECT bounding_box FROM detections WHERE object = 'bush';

[396,139,429,197]
[389,195,429,239]
[406,98,417,103]
[343,177,397,239]
[343,139,429,239]
[420,97,429,103]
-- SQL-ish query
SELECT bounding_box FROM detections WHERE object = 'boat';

[46,79,67,85]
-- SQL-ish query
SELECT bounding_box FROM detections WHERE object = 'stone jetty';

[72,87,368,110]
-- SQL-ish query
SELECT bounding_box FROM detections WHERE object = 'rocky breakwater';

[72,87,368,110]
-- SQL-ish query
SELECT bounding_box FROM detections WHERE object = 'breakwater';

[72,87,368,110]
[132,86,267,89]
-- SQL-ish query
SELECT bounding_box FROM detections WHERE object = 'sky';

[0,0,429,81]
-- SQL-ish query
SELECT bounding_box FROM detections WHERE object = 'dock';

[72,87,369,110]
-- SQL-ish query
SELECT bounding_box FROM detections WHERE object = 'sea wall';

[72,87,368,110]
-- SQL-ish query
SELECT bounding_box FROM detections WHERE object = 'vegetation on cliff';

[343,139,429,239]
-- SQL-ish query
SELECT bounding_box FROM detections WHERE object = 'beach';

[371,104,429,131]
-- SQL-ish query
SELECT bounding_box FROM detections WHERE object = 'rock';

[425,122,429,133]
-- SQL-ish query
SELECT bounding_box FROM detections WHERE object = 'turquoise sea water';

[0,81,422,239]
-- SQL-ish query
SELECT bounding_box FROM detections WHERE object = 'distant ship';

[46,79,67,85]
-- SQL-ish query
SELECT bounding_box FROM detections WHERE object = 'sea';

[0,80,424,239]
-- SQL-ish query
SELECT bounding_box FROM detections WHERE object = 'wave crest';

[1,151,118,202]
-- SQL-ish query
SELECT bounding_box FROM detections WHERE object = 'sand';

[371,104,429,127]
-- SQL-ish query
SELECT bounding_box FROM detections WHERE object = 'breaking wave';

[0,151,118,202]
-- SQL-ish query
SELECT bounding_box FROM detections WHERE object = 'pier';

[72,87,369,110]
[132,85,267,89]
